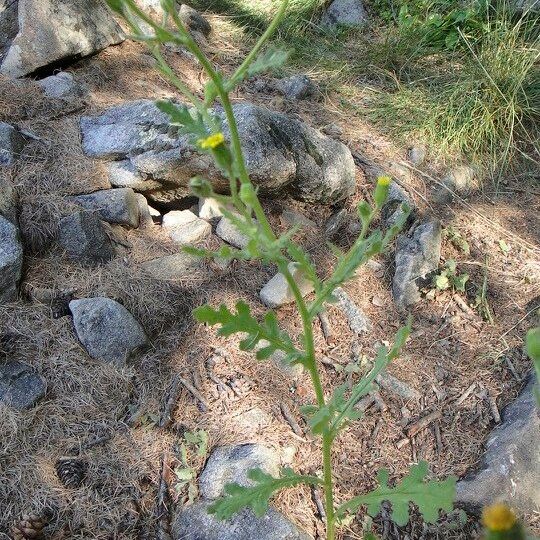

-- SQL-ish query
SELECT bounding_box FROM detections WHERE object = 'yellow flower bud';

[378,175,392,187]
[198,132,225,149]
[482,503,517,531]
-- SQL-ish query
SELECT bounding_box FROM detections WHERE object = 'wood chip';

[311,486,326,521]
[487,392,501,423]
[318,310,335,346]
[455,382,476,406]
[396,437,410,449]
[406,410,442,438]
[376,373,421,401]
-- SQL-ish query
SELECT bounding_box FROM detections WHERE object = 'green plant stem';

[279,262,336,539]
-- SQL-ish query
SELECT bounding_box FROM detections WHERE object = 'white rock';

[162,209,198,228]
[198,197,224,220]
[260,262,314,308]
[163,210,211,244]
[215,214,250,249]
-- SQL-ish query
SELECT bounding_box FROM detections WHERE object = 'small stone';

[381,181,414,229]
[172,501,311,540]
[393,219,442,310]
[260,263,314,308]
[0,361,46,409]
[371,295,384,307]
[456,377,539,513]
[198,197,224,220]
[215,214,249,249]
[280,208,316,230]
[179,4,212,37]
[275,75,319,101]
[69,297,148,365]
[141,253,202,280]
[325,208,347,238]
[199,444,280,500]
[408,146,426,166]
[58,212,115,264]
[376,373,421,401]
[162,210,198,229]
[0,122,27,166]
[233,407,272,435]
[334,287,370,334]
[321,0,368,27]
[73,188,140,228]
[163,210,211,244]
[435,165,476,203]
[0,215,23,303]
[37,72,80,99]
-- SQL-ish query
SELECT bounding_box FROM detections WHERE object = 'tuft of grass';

[369,9,540,170]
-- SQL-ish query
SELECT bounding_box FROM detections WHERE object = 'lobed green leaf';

[337,461,456,525]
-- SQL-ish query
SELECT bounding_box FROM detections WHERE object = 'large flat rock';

[456,377,539,514]
[172,501,311,540]
[81,100,356,205]
[0,0,125,78]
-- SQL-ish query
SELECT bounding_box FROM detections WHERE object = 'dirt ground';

[0,13,539,540]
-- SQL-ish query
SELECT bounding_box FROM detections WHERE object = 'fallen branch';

[280,402,304,437]
[455,383,476,406]
[179,376,209,412]
[318,310,335,346]
[156,453,172,540]
[406,410,442,438]
[159,375,182,429]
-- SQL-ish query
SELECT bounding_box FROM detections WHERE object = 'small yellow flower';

[377,175,392,186]
[482,503,517,531]
[198,132,225,149]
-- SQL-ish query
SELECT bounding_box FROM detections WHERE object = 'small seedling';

[107,1,456,537]
[444,226,470,255]
[473,256,494,323]
[434,259,469,292]
[172,430,208,503]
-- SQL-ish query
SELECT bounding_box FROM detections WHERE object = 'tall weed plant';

[106,0,456,538]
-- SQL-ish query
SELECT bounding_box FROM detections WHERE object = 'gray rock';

[73,188,140,228]
[57,211,115,264]
[260,263,314,308]
[334,287,370,334]
[0,0,125,78]
[200,444,280,500]
[435,165,476,203]
[37,71,80,99]
[179,4,212,37]
[81,100,356,205]
[0,176,18,224]
[381,181,414,229]
[140,253,201,280]
[107,160,147,189]
[456,377,539,513]
[325,208,347,238]
[321,0,368,28]
[135,193,153,227]
[69,297,148,365]
[280,207,316,230]
[0,361,46,409]
[172,501,311,540]
[393,219,442,310]
[0,0,18,52]
[215,214,249,249]
[0,215,22,303]
[408,146,426,166]
[80,100,174,159]
[0,121,27,166]
[275,75,319,101]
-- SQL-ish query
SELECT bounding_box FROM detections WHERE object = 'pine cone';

[55,457,87,488]
[11,514,46,540]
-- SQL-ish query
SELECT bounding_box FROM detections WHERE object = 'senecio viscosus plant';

[106,0,456,537]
